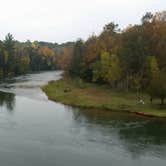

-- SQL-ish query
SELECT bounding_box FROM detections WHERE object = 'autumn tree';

[38,46,56,70]
[0,34,59,78]
[56,46,73,70]
[82,35,100,81]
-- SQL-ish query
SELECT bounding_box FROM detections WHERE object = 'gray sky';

[0,0,165,43]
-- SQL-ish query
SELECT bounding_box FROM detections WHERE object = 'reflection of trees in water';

[0,91,15,111]
[71,107,166,158]
[118,119,166,158]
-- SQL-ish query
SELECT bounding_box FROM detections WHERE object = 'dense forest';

[57,11,166,103]
[0,34,74,78]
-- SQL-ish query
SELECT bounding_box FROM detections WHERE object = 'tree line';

[57,11,166,104]
[0,34,58,78]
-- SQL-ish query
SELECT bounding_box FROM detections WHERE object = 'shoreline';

[45,96,166,118]
[42,78,166,118]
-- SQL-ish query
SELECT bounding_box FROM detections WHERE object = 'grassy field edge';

[41,78,166,118]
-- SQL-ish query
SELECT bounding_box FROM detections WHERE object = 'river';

[0,71,165,166]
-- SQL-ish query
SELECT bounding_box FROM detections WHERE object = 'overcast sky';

[0,0,165,43]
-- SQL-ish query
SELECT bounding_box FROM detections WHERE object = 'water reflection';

[0,71,165,165]
[71,108,166,158]
[0,91,15,111]
[119,119,166,159]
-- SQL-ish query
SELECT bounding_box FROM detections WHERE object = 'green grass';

[41,78,166,117]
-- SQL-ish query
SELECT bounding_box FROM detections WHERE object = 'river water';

[0,71,165,166]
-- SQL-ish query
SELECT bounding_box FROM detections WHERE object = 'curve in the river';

[0,71,165,166]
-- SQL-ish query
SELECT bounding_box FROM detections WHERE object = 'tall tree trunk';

[126,73,129,92]
[161,98,164,105]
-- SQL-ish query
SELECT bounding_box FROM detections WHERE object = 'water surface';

[0,71,166,166]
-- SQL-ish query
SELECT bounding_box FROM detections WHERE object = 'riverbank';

[42,78,166,117]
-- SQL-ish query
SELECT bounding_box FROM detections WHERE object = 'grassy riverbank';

[42,78,166,117]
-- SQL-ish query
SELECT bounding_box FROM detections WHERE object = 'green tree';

[69,39,84,77]
[0,41,9,76]
[141,12,153,24]
[93,52,122,87]
[3,33,16,75]
[145,56,159,79]
[4,33,15,55]
[148,72,166,105]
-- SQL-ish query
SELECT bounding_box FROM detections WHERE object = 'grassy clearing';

[41,78,166,117]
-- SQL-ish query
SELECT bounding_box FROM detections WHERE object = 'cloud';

[0,0,165,43]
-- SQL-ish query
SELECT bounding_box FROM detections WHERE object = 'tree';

[99,22,120,53]
[102,22,119,35]
[38,46,56,70]
[19,56,30,74]
[148,72,166,105]
[0,42,8,77]
[142,11,166,71]
[93,52,122,87]
[69,39,84,77]
[82,35,100,81]
[56,46,73,70]
[141,12,153,24]
[3,33,16,75]
[142,56,160,88]
[145,56,159,78]
[4,33,15,54]
[38,46,55,57]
